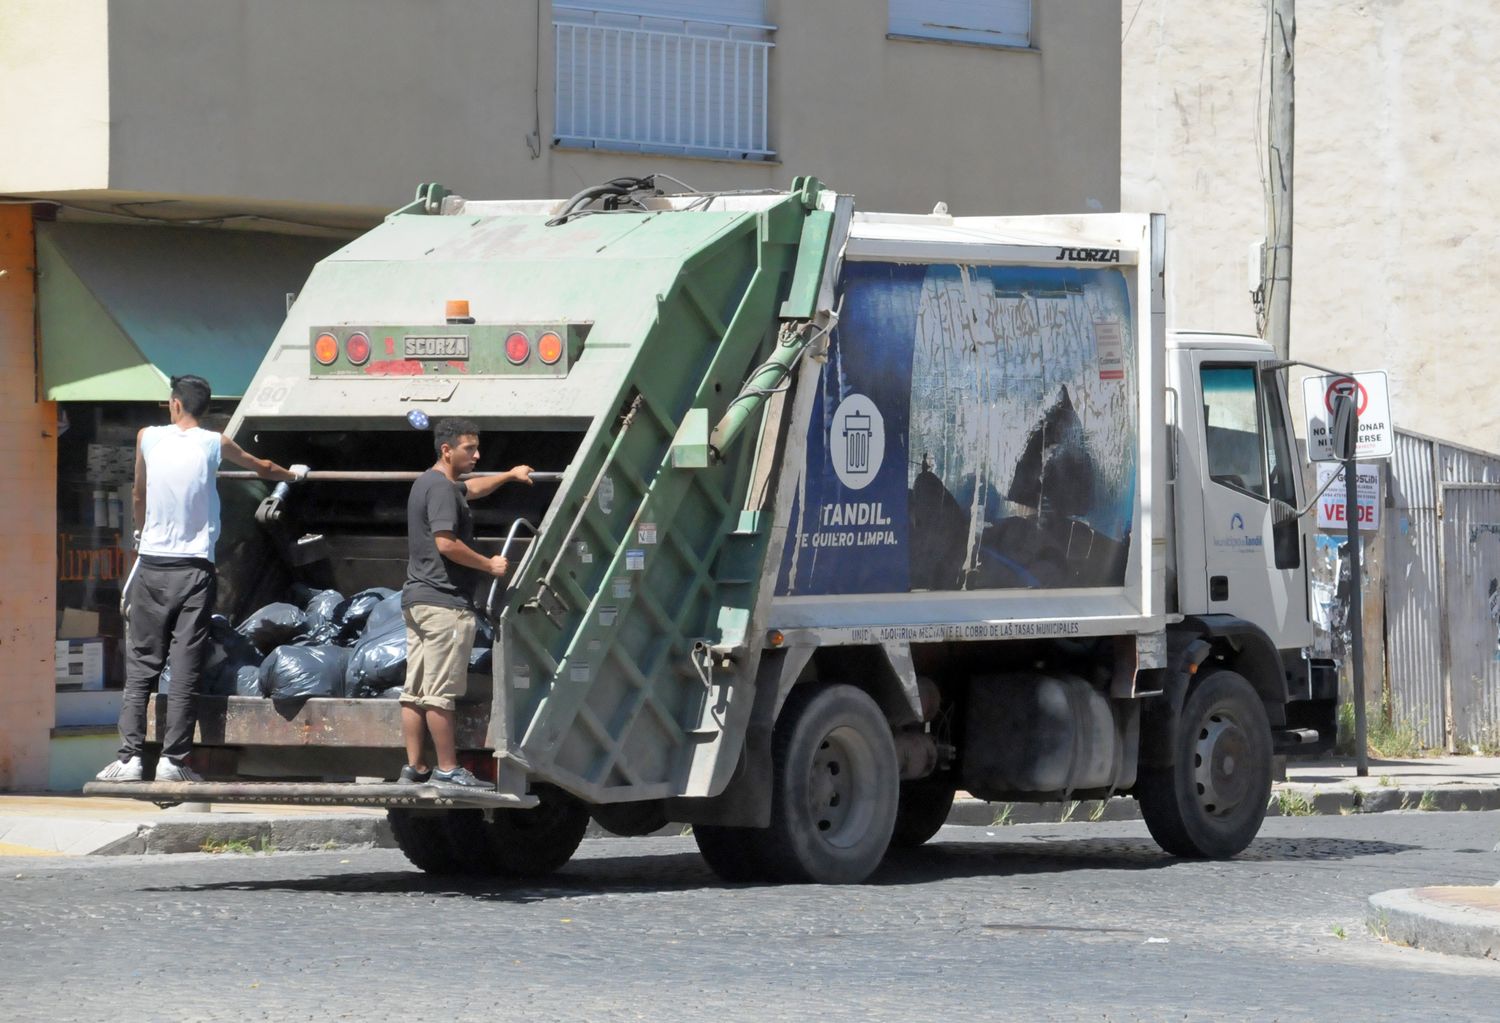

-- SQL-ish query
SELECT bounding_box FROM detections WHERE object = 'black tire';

[694,824,773,883]
[387,809,466,874]
[443,786,590,877]
[889,780,957,849]
[1137,669,1273,859]
[759,684,899,884]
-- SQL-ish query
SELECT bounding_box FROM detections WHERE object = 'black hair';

[433,417,480,456]
[170,375,212,418]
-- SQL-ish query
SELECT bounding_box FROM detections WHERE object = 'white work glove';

[289,464,310,482]
[131,529,142,550]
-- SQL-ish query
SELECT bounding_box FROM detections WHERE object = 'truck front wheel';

[1136,669,1273,859]
[760,683,899,884]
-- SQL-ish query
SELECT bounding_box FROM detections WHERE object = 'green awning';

[38,221,342,401]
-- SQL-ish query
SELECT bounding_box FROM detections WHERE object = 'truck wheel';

[694,824,772,883]
[760,684,899,884]
[443,786,590,878]
[387,809,465,874]
[888,780,956,849]
[1137,669,1273,859]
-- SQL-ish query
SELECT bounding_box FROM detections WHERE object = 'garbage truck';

[87,177,1337,884]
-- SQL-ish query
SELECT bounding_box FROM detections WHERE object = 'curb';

[92,815,394,856]
[947,784,1500,829]
[1368,888,1500,960]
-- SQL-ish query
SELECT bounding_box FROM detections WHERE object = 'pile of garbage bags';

[156,586,492,701]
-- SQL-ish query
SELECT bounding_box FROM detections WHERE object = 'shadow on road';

[140,831,1417,901]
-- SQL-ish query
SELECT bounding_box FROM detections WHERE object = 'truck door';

[1193,355,1310,650]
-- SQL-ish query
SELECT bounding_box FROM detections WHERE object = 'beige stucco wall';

[1122,0,1497,449]
[7,0,1118,219]
[0,0,110,191]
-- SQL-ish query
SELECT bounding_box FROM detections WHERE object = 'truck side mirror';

[1330,392,1358,460]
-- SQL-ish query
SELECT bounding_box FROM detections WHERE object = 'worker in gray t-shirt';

[399,417,532,788]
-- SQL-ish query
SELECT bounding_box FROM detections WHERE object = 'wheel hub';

[1192,711,1252,816]
[807,725,877,850]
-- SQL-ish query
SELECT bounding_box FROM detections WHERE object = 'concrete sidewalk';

[1368,887,1500,961]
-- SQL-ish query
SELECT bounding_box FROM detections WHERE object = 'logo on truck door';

[831,394,885,491]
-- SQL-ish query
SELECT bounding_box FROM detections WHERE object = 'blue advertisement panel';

[775,261,1137,597]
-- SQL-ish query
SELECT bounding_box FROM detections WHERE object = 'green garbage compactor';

[90,178,1331,885]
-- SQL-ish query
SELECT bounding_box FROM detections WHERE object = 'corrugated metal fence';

[1384,429,1500,751]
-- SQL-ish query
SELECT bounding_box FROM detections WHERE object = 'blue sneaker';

[398,764,431,785]
[430,766,490,789]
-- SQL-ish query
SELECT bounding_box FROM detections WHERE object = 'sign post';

[1303,371,1392,777]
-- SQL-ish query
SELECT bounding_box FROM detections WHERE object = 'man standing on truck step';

[399,417,532,788]
[96,374,308,784]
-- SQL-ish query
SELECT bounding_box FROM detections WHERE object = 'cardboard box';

[55,639,106,690]
[58,608,101,640]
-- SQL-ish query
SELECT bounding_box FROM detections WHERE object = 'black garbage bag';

[302,589,345,633]
[238,603,309,654]
[159,616,265,694]
[331,587,397,642]
[345,623,407,698]
[259,644,351,700]
[361,592,404,639]
[469,645,492,674]
[232,663,266,697]
[376,686,404,700]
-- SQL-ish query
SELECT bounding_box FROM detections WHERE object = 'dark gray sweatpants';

[118,558,216,763]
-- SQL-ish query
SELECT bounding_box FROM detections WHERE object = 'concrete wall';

[0,0,110,192]
[1122,0,1499,449]
[7,0,1118,218]
[0,206,57,790]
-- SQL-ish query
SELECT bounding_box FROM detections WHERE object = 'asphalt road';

[4,812,1498,1022]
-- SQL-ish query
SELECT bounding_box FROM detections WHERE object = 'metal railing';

[554,5,775,160]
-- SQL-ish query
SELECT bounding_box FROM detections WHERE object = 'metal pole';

[1345,454,1368,776]
[217,470,564,483]
[1265,0,1295,361]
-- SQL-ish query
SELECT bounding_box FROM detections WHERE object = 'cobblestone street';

[4,811,1497,1022]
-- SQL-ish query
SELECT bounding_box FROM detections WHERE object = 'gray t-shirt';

[403,469,477,609]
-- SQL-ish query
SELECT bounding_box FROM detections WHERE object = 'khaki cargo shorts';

[400,604,478,712]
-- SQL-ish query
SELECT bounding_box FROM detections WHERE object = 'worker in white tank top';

[96,374,308,785]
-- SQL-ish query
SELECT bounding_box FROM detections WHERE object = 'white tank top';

[137,425,223,562]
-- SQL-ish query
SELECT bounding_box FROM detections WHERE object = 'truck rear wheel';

[1137,669,1272,859]
[387,809,465,874]
[760,683,899,884]
[888,780,957,849]
[443,787,590,877]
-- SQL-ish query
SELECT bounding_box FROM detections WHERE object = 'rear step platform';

[83,780,539,810]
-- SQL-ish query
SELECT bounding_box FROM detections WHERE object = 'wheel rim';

[1192,706,1253,817]
[806,724,879,850]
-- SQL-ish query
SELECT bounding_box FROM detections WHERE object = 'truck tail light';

[505,331,531,365]
[344,332,371,365]
[537,331,564,365]
[314,333,340,365]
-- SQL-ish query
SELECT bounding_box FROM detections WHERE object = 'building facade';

[0,0,1121,789]
[1120,0,1496,450]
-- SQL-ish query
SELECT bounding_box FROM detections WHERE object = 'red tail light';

[504,331,531,365]
[344,332,371,365]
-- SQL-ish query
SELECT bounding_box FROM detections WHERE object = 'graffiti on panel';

[777,261,1137,596]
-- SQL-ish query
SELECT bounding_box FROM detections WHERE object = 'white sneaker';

[155,758,203,783]
[94,756,144,782]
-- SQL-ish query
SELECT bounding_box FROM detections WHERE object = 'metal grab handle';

[219,470,566,483]
[485,518,539,620]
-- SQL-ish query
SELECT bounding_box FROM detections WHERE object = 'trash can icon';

[843,411,872,475]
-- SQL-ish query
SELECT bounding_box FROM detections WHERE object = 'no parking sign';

[1301,370,1393,461]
